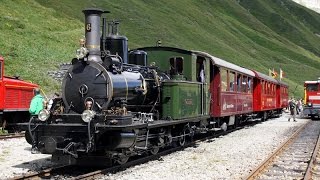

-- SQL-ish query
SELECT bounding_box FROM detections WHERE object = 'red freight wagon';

[0,56,38,130]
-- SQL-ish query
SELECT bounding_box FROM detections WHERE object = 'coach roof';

[251,70,278,83]
[193,51,255,77]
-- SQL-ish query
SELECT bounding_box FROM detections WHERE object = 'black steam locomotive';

[25,8,210,165]
[24,8,287,165]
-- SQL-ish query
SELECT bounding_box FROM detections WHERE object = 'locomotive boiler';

[63,9,158,118]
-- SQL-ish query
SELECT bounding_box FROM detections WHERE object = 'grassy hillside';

[0,0,320,98]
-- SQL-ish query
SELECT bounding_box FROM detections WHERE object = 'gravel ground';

[0,138,54,180]
[104,113,309,180]
[0,113,308,180]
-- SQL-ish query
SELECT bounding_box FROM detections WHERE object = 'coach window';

[169,57,183,76]
[229,71,235,92]
[237,74,241,92]
[248,77,252,93]
[242,76,247,93]
[261,81,265,94]
[221,69,228,91]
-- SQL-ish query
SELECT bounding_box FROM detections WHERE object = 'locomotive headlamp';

[81,110,95,122]
[307,102,313,107]
[38,109,50,121]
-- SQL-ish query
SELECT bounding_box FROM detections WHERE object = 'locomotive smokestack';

[82,8,109,62]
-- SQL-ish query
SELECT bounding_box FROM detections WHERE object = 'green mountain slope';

[0,0,319,97]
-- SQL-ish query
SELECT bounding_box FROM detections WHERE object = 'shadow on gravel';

[12,157,55,172]
[13,157,55,171]
[24,147,31,151]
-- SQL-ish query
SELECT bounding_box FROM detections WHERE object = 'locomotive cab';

[303,80,320,119]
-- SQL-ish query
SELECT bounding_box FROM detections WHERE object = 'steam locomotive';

[23,8,288,165]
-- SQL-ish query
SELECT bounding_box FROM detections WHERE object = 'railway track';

[0,133,24,140]
[304,124,320,180]
[10,122,250,179]
[246,121,320,180]
[10,165,71,180]
[67,124,260,179]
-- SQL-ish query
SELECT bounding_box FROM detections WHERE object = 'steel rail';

[245,121,310,180]
[10,165,71,180]
[303,124,320,180]
[0,133,24,140]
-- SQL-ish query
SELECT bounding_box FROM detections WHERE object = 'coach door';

[196,56,210,116]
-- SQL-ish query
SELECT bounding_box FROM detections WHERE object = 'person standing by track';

[288,97,297,122]
[28,88,44,153]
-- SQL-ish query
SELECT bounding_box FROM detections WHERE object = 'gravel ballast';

[0,138,54,179]
[104,114,309,180]
[0,113,308,179]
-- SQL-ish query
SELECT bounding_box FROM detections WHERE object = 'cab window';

[169,57,183,76]
[306,84,319,92]
[196,58,205,83]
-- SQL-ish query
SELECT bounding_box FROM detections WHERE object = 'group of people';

[288,97,303,122]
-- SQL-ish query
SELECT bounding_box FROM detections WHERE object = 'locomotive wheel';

[178,130,186,146]
[25,131,33,145]
[115,156,129,165]
[311,115,315,120]
[150,146,160,155]
[261,112,267,121]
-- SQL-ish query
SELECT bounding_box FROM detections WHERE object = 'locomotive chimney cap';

[82,8,110,15]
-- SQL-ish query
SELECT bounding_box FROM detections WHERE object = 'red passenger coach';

[252,71,280,119]
[0,56,38,130]
[196,52,255,120]
[277,81,289,110]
